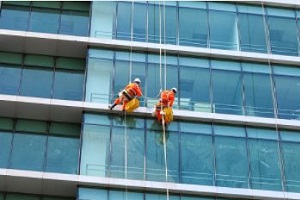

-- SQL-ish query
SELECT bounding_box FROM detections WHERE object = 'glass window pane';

[148,4,177,45]
[116,2,131,40]
[280,130,300,192]
[78,187,108,200]
[164,5,177,45]
[238,5,267,53]
[181,132,213,185]
[133,3,146,42]
[29,8,59,34]
[247,128,282,191]
[10,133,46,171]
[110,127,126,178]
[20,68,53,98]
[62,1,90,12]
[24,55,54,68]
[179,4,208,47]
[90,2,116,38]
[86,49,114,103]
[80,124,110,176]
[49,122,81,137]
[53,71,84,101]
[214,125,248,188]
[32,1,62,9]
[179,57,210,112]
[0,64,21,95]
[242,63,274,118]
[209,3,238,50]
[45,136,79,174]
[267,8,298,56]
[0,52,22,65]
[0,5,30,31]
[0,117,13,131]
[211,61,243,115]
[148,4,160,43]
[16,119,47,134]
[60,11,89,36]
[0,131,13,168]
[56,58,85,71]
[6,194,39,200]
[127,129,145,180]
[273,66,300,120]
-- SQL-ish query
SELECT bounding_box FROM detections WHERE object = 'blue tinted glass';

[180,64,210,111]
[20,68,53,98]
[0,64,21,95]
[164,5,177,45]
[267,9,298,56]
[53,71,84,101]
[133,3,146,42]
[281,141,300,192]
[179,6,208,47]
[146,129,168,182]
[45,136,79,174]
[209,10,238,50]
[127,129,145,180]
[0,131,13,168]
[181,133,213,185]
[215,136,248,188]
[148,4,177,44]
[239,13,267,53]
[243,63,274,118]
[117,2,131,40]
[78,187,108,200]
[0,6,29,31]
[248,133,282,191]
[60,11,89,36]
[211,62,243,115]
[273,69,300,120]
[10,133,46,171]
[110,127,125,178]
[29,8,59,34]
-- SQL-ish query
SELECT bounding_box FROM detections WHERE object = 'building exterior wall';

[0,1,300,200]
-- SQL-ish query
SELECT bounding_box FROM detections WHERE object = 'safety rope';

[261,3,286,198]
[159,1,169,200]
[124,2,135,199]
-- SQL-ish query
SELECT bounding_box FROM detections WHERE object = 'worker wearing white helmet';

[153,87,177,125]
[109,78,143,112]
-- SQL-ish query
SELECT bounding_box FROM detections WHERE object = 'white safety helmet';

[171,87,177,94]
[134,78,141,84]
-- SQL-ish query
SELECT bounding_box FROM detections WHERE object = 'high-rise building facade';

[0,1,300,200]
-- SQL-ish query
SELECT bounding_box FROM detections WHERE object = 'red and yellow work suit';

[113,82,143,111]
[155,90,175,123]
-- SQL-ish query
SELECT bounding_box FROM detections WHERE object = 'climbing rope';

[159,1,169,200]
[261,3,286,198]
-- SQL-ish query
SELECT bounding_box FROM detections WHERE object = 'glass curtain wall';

[0,52,85,101]
[178,2,208,47]
[266,7,298,56]
[91,2,300,57]
[273,65,300,120]
[79,187,250,200]
[237,4,267,53]
[80,113,300,193]
[0,117,80,174]
[87,48,300,120]
[0,1,90,36]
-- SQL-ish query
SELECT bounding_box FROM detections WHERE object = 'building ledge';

[0,94,300,130]
[1,168,300,200]
[1,29,300,67]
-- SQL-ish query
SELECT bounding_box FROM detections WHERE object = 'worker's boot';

[109,103,117,110]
